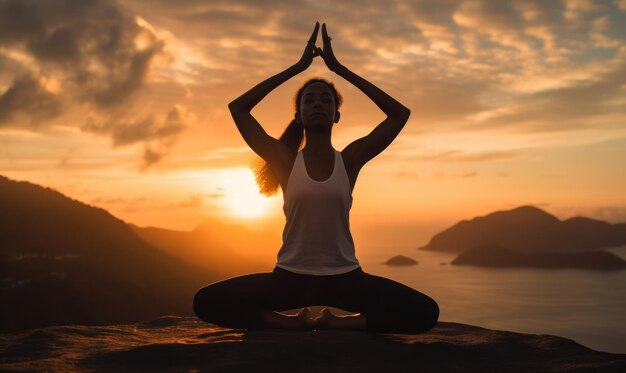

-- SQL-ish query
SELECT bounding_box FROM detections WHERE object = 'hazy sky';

[1,0,626,234]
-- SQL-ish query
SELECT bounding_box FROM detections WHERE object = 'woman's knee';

[422,296,439,330]
[193,286,220,321]
[192,288,206,319]
[192,275,269,323]
[404,295,439,333]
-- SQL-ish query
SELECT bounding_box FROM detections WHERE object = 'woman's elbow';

[392,107,410,122]
[228,101,240,114]
[400,107,411,120]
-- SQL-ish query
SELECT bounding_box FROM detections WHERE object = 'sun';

[219,168,278,218]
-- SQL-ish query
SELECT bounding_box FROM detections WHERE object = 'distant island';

[384,255,418,266]
[451,244,626,270]
[418,205,626,254]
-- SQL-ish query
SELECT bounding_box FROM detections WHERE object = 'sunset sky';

[1,0,626,240]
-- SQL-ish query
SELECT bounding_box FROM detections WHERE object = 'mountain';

[131,223,271,278]
[193,219,281,265]
[0,175,222,332]
[451,244,626,270]
[418,205,626,253]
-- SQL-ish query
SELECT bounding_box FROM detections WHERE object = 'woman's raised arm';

[228,22,321,162]
[317,23,411,169]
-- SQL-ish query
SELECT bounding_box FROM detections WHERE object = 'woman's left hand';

[317,23,343,73]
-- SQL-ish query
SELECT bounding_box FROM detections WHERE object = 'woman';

[193,22,439,333]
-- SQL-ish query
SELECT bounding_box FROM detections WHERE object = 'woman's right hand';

[295,22,321,71]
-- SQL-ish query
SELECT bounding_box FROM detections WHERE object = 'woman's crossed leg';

[193,267,439,334]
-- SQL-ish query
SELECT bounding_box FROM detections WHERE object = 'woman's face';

[298,82,338,130]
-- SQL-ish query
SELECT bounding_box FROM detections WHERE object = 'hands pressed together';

[297,22,342,73]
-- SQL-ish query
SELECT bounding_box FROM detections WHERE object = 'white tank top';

[275,149,361,275]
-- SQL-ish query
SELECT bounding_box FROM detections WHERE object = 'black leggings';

[193,266,439,334]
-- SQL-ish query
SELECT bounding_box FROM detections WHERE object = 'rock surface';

[1,316,624,372]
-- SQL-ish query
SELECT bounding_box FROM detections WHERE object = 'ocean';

[358,244,626,354]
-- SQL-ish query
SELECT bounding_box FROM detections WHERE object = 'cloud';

[89,195,148,214]
[466,52,626,132]
[119,0,625,136]
[564,0,605,23]
[0,1,46,46]
[118,107,186,146]
[400,0,461,25]
[0,51,31,83]
[592,206,626,223]
[83,105,191,167]
[392,73,490,123]
[411,150,518,162]
[454,0,524,32]
[2,0,625,169]
[0,0,166,107]
[553,205,626,223]
[505,202,551,209]
[396,171,419,179]
[432,170,446,179]
[82,39,165,108]
[90,197,123,205]
[0,0,184,164]
[83,106,186,146]
[142,147,165,168]
[0,74,62,127]
[177,194,203,208]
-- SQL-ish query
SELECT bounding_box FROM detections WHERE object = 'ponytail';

[253,119,304,196]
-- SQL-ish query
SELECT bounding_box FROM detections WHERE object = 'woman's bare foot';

[314,307,367,331]
[297,307,317,331]
[260,307,316,331]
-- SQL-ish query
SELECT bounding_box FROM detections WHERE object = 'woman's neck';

[303,129,334,155]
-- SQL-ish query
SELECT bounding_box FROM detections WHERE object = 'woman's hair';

[254,77,343,196]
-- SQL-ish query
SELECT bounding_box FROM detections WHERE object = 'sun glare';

[219,168,278,218]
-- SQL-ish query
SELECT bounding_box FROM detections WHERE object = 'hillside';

[0,175,221,332]
[131,223,271,278]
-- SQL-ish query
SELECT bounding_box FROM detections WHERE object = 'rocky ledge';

[1,316,624,372]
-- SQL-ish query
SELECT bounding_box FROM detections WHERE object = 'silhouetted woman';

[193,22,439,333]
